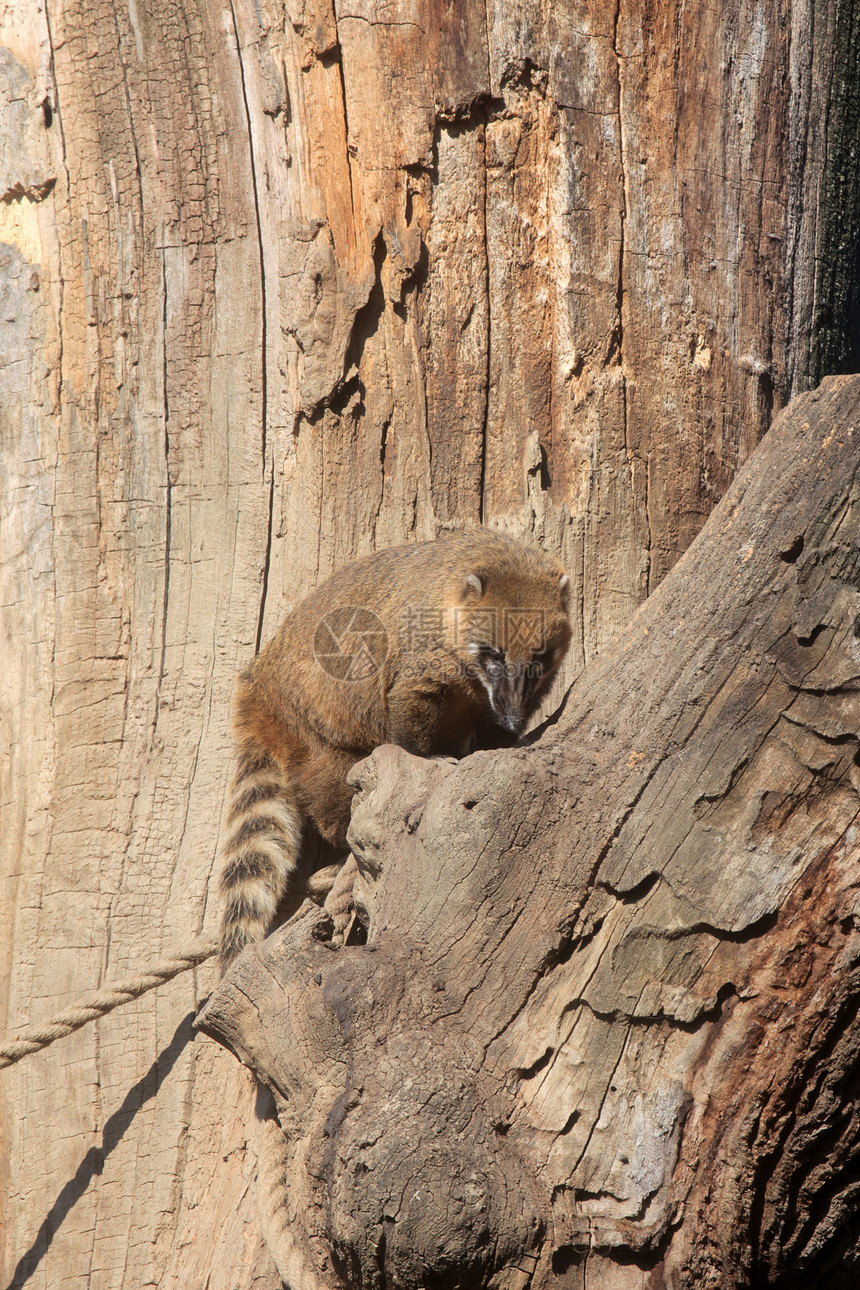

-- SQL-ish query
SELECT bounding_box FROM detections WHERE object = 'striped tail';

[218,740,302,970]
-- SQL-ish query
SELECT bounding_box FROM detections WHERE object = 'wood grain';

[1,0,859,1285]
[201,375,860,1288]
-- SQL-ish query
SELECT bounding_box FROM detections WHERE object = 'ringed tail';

[218,739,302,970]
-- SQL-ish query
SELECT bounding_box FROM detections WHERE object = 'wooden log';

[3,0,860,1283]
[200,375,860,1289]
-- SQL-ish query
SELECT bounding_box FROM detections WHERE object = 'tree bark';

[200,375,860,1290]
[1,0,859,1287]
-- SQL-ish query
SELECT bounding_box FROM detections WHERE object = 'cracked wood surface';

[201,376,860,1289]
[1,0,859,1286]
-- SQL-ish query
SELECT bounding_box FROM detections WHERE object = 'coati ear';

[463,573,484,599]
[559,573,569,596]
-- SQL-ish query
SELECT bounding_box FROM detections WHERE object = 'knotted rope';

[0,937,217,1069]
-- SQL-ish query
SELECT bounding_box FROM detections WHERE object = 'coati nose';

[502,712,524,735]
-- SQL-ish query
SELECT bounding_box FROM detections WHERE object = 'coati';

[218,530,572,965]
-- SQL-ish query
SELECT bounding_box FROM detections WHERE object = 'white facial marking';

[478,674,499,715]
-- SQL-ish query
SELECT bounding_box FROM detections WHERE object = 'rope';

[323,852,359,946]
[0,937,217,1069]
[254,1082,322,1290]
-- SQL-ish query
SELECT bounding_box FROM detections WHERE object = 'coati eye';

[473,643,504,673]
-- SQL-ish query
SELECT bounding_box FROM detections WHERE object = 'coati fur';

[218,530,572,966]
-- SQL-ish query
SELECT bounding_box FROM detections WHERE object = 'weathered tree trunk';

[1,0,859,1286]
[200,376,860,1289]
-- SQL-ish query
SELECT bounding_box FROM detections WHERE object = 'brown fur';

[218,530,572,966]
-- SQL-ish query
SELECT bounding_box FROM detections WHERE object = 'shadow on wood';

[9,1013,197,1287]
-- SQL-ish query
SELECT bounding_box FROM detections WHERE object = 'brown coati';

[218,530,572,966]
